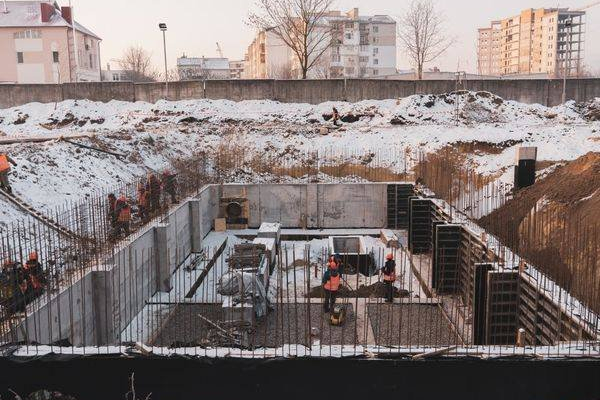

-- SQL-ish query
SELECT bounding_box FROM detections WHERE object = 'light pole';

[562,18,572,105]
[159,22,168,100]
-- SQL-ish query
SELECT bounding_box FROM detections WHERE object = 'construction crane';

[216,42,224,58]
[575,0,600,11]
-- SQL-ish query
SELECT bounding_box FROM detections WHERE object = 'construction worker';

[381,253,396,303]
[137,182,149,222]
[322,261,342,313]
[161,169,178,205]
[332,107,340,127]
[114,194,132,238]
[0,259,26,314]
[0,153,18,193]
[23,252,45,298]
[146,173,161,213]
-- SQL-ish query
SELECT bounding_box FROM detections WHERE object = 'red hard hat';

[386,253,394,261]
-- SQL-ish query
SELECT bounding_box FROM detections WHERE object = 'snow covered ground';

[1,91,599,225]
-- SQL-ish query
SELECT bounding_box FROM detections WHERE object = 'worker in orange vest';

[381,253,396,303]
[114,194,132,238]
[322,261,342,313]
[23,251,44,298]
[137,183,149,222]
[0,153,18,193]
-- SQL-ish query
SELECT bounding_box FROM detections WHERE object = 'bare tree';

[397,0,454,80]
[311,54,332,79]
[248,0,334,79]
[118,46,158,82]
[268,60,298,79]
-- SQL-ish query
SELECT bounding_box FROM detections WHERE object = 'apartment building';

[477,21,502,76]
[325,8,396,78]
[477,8,585,77]
[245,8,397,79]
[245,29,293,79]
[229,60,245,79]
[177,55,230,80]
[0,1,101,83]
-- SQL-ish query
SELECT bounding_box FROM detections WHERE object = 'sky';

[69,0,600,74]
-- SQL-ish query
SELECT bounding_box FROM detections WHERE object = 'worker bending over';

[322,261,342,313]
[381,253,396,303]
[0,153,18,193]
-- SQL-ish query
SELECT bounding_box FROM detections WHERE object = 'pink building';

[0,1,101,83]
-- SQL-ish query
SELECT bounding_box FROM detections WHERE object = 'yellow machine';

[330,304,347,326]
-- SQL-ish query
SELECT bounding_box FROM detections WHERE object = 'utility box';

[514,147,537,189]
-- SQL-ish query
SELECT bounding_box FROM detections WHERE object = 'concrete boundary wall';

[1,79,600,108]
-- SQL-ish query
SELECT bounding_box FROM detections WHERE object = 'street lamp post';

[159,23,168,100]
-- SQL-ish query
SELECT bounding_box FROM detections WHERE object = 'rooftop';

[0,0,100,39]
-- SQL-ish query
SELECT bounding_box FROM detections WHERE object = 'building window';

[17,52,23,64]
[374,59,379,65]
[373,26,379,33]
[89,54,94,69]
[345,33,352,40]
[13,29,42,39]
[373,47,379,55]
[345,22,354,29]
[373,69,379,76]
[53,51,59,63]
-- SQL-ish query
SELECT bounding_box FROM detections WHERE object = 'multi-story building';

[324,8,396,78]
[477,21,502,76]
[177,55,230,80]
[229,59,245,79]
[245,29,293,79]
[477,8,585,77]
[245,8,397,79]
[0,0,101,83]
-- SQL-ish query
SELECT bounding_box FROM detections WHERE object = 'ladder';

[0,188,80,240]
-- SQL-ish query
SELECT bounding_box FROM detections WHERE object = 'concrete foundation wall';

[10,274,95,346]
[2,79,600,108]
[239,183,387,228]
[165,201,192,273]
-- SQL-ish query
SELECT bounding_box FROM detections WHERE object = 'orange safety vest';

[0,155,10,173]
[117,202,131,222]
[324,274,340,292]
[383,272,396,282]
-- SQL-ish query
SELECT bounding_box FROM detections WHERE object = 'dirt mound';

[479,152,600,311]
[482,152,600,229]
[307,282,410,299]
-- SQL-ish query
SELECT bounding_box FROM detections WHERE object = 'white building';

[101,63,130,81]
[323,8,397,78]
[245,8,397,79]
[177,55,230,80]
[229,59,245,79]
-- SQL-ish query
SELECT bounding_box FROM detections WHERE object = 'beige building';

[245,8,397,79]
[245,29,293,79]
[0,1,101,83]
[477,8,585,77]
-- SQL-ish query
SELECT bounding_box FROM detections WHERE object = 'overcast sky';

[71,0,600,74]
